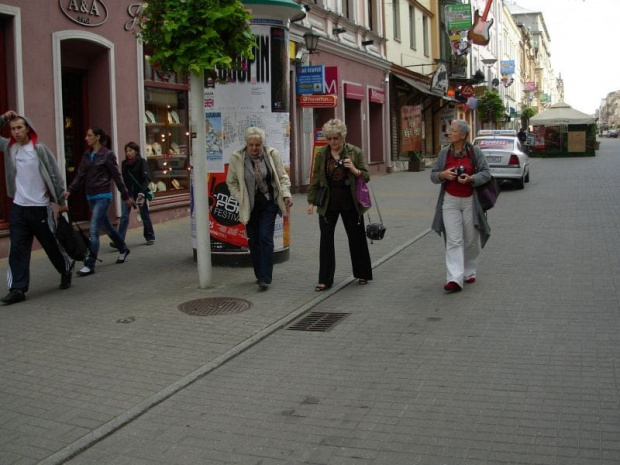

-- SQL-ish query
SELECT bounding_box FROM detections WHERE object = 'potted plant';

[408,151,424,172]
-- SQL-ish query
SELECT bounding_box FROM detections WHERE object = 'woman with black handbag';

[116,142,155,247]
[306,119,372,291]
[430,120,491,292]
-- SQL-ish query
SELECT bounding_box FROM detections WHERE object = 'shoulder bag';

[128,169,155,201]
[468,146,499,211]
[365,181,386,243]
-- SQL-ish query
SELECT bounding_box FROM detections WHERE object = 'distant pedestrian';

[64,127,134,277]
[114,142,155,247]
[226,127,293,291]
[306,118,372,291]
[518,128,527,143]
[431,119,492,292]
[0,110,73,305]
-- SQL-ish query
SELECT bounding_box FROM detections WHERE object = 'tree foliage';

[477,90,505,124]
[521,107,537,127]
[138,0,256,76]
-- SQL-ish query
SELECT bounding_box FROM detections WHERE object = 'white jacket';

[226,147,291,224]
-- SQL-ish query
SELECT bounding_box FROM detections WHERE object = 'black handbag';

[312,185,328,207]
[365,182,386,243]
[55,213,90,261]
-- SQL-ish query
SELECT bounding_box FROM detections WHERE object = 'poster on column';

[200,20,291,255]
[438,104,457,148]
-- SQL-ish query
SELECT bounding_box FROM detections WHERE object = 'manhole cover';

[178,297,253,316]
[286,312,349,332]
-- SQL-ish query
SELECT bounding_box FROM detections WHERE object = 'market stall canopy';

[530,102,596,126]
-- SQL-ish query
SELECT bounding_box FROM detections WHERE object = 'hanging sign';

[298,94,338,108]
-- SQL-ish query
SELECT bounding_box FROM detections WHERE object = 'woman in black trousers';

[306,119,372,291]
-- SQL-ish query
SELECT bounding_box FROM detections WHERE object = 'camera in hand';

[335,158,346,168]
[455,165,466,176]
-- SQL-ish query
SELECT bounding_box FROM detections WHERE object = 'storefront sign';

[298,94,338,108]
[125,3,143,31]
[368,88,385,104]
[324,66,339,94]
[445,4,472,31]
[525,81,536,92]
[500,60,515,75]
[60,0,109,27]
[344,83,363,100]
[296,65,325,95]
[430,64,448,95]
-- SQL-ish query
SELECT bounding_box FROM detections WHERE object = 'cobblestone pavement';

[2,139,620,464]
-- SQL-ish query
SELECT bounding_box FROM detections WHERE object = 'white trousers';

[442,192,480,286]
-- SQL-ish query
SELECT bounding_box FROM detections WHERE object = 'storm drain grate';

[286,312,350,332]
[178,297,253,316]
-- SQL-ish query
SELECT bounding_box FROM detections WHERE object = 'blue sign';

[296,65,325,95]
[500,60,515,75]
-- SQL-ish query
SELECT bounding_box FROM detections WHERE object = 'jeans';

[442,192,480,286]
[85,198,128,269]
[245,197,279,284]
[118,200,155,242]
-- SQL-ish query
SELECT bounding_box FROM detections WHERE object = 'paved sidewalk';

[3,139,620,464]
[0,165,437,465]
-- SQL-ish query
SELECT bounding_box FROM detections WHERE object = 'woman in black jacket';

[118,142,155,246]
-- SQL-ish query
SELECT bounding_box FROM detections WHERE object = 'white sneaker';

[76,266,94,277]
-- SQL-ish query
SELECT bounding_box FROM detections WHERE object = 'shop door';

[62,71,89,221]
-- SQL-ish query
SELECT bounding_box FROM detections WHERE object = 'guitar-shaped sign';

[468,0,494,46]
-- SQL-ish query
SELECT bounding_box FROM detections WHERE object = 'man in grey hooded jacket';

[0,110,73,305]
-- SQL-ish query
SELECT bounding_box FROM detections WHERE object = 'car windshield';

[475,138,515,150]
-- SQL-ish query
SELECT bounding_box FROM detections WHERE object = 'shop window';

[144,53,190,197]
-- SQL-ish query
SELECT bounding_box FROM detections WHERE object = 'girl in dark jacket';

[118,142,155,246]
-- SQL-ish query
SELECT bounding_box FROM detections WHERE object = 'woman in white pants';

[430,120,492,292]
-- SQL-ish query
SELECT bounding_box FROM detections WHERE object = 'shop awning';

[395,74,453,100]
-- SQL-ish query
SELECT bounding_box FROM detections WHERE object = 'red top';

[444,151,474,197]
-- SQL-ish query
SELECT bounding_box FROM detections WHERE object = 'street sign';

[460,85,474,98]
[296,65,325,95]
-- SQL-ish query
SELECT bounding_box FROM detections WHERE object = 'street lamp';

[481,58,497,90]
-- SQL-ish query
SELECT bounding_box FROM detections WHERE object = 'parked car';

[473,130,531,189]
[609,129,618,138]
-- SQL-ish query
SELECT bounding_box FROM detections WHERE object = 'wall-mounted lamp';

[303,30,320,54]
[361,40,374,46]
[332,27,347,35]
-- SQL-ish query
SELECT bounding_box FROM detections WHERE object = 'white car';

[473,130,531,189]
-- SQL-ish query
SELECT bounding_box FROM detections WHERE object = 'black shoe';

[116,249,130,264]
[109,242,119,249]
[1,289,26,305]
[257,281,269,291]
[59,272,72,290]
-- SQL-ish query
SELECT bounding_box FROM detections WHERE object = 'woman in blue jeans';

[116,142,155,246]
[65,127,134,276]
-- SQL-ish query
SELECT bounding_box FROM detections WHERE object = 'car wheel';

[515,175,525,190]
[525,170,530,183]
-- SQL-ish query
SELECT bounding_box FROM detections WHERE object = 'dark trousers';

[318,208,373,287]
[7,204,72,292]
[245,196,279,284]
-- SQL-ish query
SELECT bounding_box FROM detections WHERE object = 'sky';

[505,0,619,115]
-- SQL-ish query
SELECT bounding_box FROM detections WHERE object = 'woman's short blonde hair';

[322,119,347,139]
[245,127,266,144]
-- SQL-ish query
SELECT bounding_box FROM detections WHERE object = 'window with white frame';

[393,0,401,41]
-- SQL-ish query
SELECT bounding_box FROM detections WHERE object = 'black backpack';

[55,213,90,262]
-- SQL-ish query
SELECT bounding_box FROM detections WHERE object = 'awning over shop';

[394,74,453,101]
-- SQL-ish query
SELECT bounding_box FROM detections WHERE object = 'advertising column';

[191,0,302,264]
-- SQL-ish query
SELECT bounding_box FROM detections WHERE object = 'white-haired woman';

[226,127,293,291]
[431,119,492,292]
[306,118,372,291]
